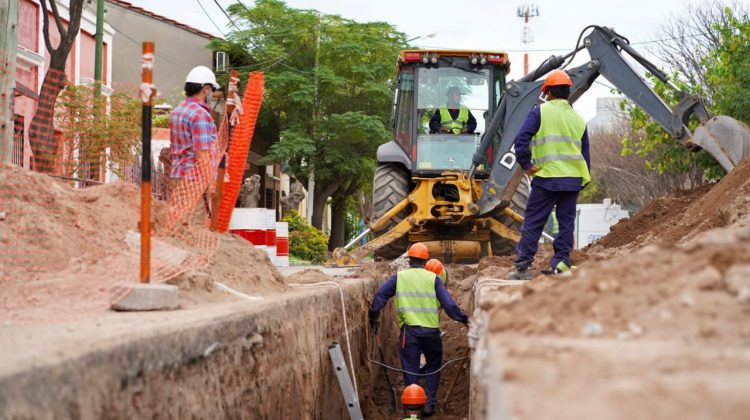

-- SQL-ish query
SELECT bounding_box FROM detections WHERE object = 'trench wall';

[0,278,399,419]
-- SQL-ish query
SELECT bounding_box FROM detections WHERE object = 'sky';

[122,0,715,121]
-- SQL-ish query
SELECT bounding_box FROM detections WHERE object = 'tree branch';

[39,0,54,54]
[46,0,66,44]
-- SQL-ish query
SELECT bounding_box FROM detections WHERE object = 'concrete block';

[110,283,179,311]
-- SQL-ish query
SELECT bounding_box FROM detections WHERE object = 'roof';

[106,0,219,40]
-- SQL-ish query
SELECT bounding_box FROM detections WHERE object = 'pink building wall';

[13,0,113,173]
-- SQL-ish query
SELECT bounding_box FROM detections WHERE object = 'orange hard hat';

[401,384,428,405]
[407,242,429,259]
[541,70,573,93]
[425,259,444,276]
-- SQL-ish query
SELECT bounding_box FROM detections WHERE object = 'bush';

[283,210,328,264]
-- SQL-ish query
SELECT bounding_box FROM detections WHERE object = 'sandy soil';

[475,157,750,419]
[0,163,286,324]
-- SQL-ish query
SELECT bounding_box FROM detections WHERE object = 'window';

[12,115,24,166]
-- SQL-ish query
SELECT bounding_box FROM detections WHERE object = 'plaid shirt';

[169,97,217,179]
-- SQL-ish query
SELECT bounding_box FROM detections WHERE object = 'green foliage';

[152,114,169,128]
[624,7,750,181]
[623,75,724,180]
[578,179,603,203]
[212,0,406,199]
[282,210,329,263]
[705,9,750,124]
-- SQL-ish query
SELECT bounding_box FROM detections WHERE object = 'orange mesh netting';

[0,63,261,324]
[216,72,265,232]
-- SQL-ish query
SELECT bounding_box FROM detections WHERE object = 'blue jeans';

[398,326,442,406]
[515,185,578,270]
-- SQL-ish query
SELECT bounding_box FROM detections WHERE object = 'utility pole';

[306,12,320,224]
[1,0,18,163]
[94,0,104,93]
[516,4,540,75]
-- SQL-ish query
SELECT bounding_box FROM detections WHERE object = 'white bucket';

[275,255,289,267]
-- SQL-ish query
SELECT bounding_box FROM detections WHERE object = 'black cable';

[194,0,226,37]
[369,356,470,377]
[211,0,243,32]
[561,25,600,69]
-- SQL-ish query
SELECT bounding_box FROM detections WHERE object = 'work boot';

[542,261,573,275]
[422,404,436,417]
[507,267,533,280]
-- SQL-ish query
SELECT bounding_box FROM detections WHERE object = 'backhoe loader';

[330,25,750,266]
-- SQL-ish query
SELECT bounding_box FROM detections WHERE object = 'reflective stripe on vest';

[532,99,590,185]
[395,268,440,328]
[439,108,469,134]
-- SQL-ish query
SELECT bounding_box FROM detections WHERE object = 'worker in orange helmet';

[508,69,590,280]
[424,259,448,286]
[369,243,468,417]
[401,384,428,419]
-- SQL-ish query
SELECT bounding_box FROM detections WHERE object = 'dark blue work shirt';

[369,268,468,337]
[515,105,590,192]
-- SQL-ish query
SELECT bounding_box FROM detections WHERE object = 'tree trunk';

[328,198,347,250]
[310,177,344,230]
[28,68,66,171]
[28,0,84,172]
[328,182,359,250]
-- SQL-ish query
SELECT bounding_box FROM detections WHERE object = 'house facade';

[104,0,216,104]
[13,0,114,170]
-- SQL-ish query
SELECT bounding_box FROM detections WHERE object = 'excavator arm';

[472,25,750,216]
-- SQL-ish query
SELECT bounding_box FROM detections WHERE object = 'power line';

[211,0,242,32]
[194,0,226,37]
[83,3,196,68]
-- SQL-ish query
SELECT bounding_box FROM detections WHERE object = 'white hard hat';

[185,65,220,90]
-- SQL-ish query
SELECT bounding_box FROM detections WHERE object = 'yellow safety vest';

[395,268,440,328]
[531,99,590,185]
[439,108,469,134]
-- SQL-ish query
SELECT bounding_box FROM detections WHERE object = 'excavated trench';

[0,263,479,420]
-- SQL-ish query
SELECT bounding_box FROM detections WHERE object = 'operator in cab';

[429,86,477,134]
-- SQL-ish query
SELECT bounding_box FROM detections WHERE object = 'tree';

[215,0,405,248]
[624,1,749,182]
[704,8,750,123]
[54,84,141,179]
[648,0,748,95]
[588,117,705,209]
[28,0,85,172]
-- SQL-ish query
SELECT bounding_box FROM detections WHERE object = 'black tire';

[372,163,411,259]
[490,175,530,256]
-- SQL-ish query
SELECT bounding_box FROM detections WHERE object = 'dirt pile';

[485,157,750,343]
[0,163,285,323]
[475,158,750,419]
[597,157,750,250]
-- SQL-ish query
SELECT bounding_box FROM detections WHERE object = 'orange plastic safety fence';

[215,72,265,232]
[0,62,241,324]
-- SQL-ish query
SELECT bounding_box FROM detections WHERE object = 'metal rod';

[442,347,470,410]
[344,228,371,250]
[140,41,154,284]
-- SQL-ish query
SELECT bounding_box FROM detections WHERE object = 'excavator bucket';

[691,116,750,172]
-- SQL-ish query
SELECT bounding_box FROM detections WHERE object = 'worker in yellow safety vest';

[429,86,477,134]
[369,243,468,417]
[507,70,590,280]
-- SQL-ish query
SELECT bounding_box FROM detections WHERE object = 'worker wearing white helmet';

[164,66,220,229]
[169,65,219,181]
